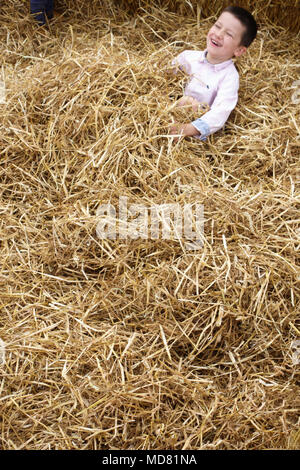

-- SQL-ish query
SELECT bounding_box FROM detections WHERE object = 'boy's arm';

[190,71,240,140]
[169,123,200,138]
[171,50,193,75]
[158,50,191,76]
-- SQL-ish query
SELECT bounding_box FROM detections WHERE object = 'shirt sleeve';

[171,50,193,75]
[191,70,239,140]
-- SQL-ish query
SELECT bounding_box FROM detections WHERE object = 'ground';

[0,0,299,450]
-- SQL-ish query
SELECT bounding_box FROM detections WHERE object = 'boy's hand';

[169,122,200,141]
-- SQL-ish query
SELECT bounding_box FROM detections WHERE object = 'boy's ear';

[234,45,247,58]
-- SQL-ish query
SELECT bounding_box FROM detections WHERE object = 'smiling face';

[206,11,247,64]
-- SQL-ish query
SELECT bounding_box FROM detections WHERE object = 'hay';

[0,0,299,450]
[57,0,300,32]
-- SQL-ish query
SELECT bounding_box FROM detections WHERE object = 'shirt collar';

[201,49,233,71]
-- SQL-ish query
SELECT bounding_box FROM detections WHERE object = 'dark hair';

[223,6,258,47]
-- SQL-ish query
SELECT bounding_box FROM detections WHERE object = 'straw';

[0,0,299,450]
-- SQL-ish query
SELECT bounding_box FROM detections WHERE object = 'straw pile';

[0,0,299,450]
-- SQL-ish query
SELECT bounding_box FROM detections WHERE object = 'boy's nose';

[215,29,224,39]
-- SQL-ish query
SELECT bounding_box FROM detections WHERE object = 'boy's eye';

[215,23,221,28]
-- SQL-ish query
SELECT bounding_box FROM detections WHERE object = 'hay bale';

[0,0,299,450]
[56,0,300,32]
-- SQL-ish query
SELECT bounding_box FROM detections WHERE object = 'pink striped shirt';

[173,49,240,140]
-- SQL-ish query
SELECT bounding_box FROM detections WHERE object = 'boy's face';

[206,12,247,64]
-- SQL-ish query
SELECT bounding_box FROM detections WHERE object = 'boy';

[30,0,54,26]
[169,6,258,141]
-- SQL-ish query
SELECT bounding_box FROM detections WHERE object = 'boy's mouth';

[210,38,221,47]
